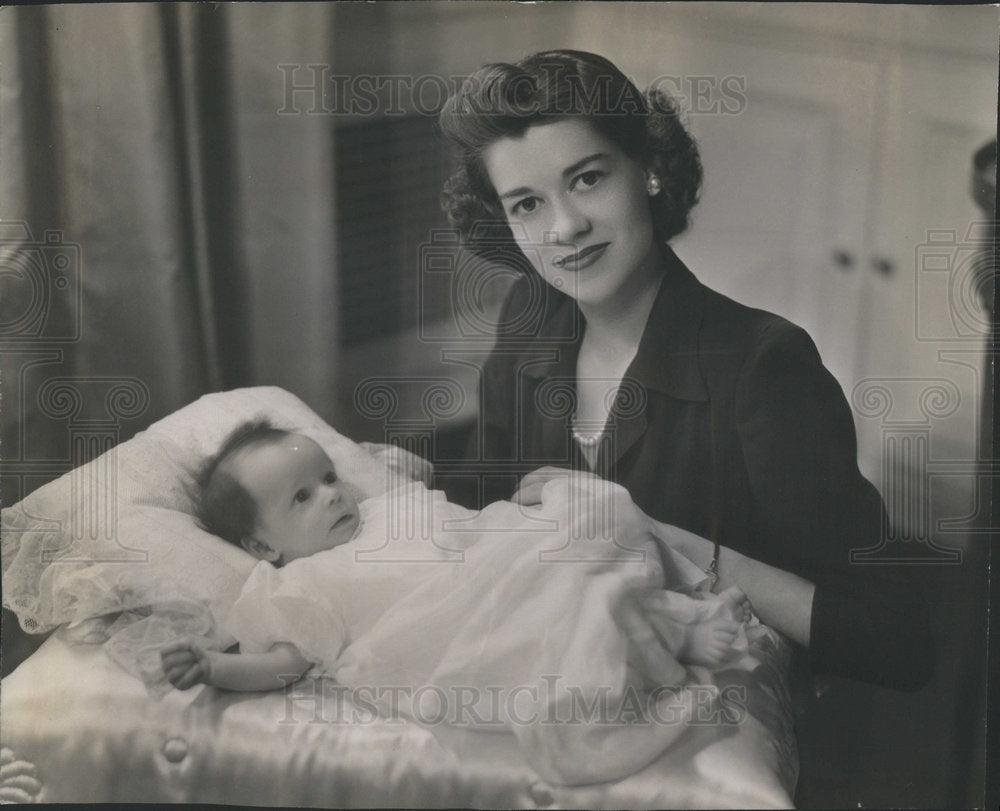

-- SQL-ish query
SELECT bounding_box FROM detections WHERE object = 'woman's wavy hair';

[439,50,702,264]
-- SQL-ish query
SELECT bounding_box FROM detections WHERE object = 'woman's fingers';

[717,585,752,621]
[712,621,740,642]
[519,466,569,485]
[511,480,546,506]
[521,466,603,488]
[513,466,611,506]
[512,467,567,505]
[719,586,749,612]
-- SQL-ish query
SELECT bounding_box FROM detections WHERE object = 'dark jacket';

[437,247,933,691]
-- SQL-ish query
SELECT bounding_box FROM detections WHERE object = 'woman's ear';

[643,162,663,196]
[240,535,280,562]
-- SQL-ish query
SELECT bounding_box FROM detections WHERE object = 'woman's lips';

[553,242,609,271]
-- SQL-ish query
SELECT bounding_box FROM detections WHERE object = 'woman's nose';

[548,198,590,244]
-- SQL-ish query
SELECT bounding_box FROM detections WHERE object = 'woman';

[436,50,932,691]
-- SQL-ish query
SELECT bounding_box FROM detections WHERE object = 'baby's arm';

[161,639,311,692]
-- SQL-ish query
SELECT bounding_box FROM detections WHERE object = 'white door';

[669,37,879,393]
[854,51,996,519]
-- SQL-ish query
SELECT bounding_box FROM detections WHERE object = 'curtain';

[1,3,341,505]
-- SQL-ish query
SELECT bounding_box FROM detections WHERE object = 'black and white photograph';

[0,2,996,808]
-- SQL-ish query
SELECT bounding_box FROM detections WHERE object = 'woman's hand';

[160,639,213,690]
[360,442,434,487]
[645,517,815,649]
[512,466,604,506]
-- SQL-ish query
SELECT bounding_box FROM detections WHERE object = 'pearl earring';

[647,175,662,196]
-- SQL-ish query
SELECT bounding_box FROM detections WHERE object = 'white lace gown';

[225,479,743,785]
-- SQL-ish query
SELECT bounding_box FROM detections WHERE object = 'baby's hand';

[160,639,213,690]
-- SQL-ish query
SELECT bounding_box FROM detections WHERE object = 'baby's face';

[225,434,361,564]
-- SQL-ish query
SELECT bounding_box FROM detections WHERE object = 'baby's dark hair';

[195,418,291,548]
[438,49,703,262]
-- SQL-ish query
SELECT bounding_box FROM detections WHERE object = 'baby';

[161,419,363,691]
[161,419,751,783]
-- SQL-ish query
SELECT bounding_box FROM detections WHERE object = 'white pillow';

[1,386,404,637]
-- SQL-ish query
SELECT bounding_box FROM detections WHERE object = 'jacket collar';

[522,246,709,403]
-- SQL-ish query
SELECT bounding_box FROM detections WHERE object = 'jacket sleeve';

[734,321,934,690]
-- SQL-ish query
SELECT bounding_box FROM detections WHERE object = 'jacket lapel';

[596,379,649,476]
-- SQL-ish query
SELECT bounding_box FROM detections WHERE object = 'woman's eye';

[511,197,538,216]
[294,489,310,503]
[324,471,337,484]
[573,170,603,190]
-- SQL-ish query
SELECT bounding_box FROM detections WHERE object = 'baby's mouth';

[331,513,354,532]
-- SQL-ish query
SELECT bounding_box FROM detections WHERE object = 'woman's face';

[482,117,660,308]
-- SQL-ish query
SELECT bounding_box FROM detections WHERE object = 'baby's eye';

[324,471,337,484]
[294,488,310,503]
[510,196,539,217]
[572,170,603,191]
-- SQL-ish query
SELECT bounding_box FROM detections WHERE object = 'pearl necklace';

[572,429,602,447]
[572,418,605,447]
